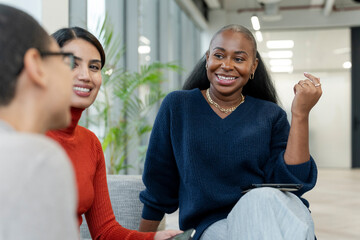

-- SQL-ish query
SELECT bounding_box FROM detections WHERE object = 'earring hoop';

[250,73,254,79]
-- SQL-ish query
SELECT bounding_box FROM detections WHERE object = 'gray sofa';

[80,175,165,239]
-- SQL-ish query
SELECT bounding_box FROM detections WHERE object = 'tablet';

[242,183,303,193]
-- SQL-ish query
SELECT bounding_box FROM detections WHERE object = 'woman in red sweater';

[47,27,181,240]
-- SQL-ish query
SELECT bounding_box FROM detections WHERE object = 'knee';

[228,187,284,220]
[241,187,283,204]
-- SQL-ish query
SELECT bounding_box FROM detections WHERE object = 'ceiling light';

[255,31,263,42]
[343,61,352,69]
[266,40,294,49]
[268,51,293,58]
[204,0,221,9]
[251,15,260,31]
[269,59,292,66]
[333,47,350,55]
[271,65,294,73]
[138,46,151,54]
[139,36,150,45]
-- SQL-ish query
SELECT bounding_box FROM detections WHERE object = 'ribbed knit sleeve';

[140,93,180,221]
[264,108,317,199]
[85,139,155,240]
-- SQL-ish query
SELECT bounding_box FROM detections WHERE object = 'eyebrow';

[74,56,102,64]
[212,47,249,56]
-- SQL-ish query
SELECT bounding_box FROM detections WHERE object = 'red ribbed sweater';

[47,108,155,240]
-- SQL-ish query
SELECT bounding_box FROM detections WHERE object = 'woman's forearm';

[139,218,161,232]
[284,72,322,165]
[284,114,310,165]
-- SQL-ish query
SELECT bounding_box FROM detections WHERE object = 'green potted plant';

[87,15,181,174]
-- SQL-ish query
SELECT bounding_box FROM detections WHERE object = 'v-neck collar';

[194,88,252,134]
[195,88,246,121]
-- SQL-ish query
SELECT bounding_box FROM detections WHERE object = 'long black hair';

[52,27,106,69]
[182,24,278,104]
[0,4,51,106]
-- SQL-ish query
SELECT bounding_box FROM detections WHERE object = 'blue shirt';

[140,88,317,240]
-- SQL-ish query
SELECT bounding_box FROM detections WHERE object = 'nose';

[221,58,233,71]
[77,65,90,82]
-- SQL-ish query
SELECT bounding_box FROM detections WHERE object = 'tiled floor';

[304,169,360,240]
[166,169,360,239]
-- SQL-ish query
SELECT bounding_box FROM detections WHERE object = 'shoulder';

[244,96,288,125]
[0,133,77,238]
[0,133,73,177]
[160,89,201,114]
[163,89,200,104]
[246,96,286,116]
[1,133,67,157]
[77,125,103,151]
[77,125,100,141]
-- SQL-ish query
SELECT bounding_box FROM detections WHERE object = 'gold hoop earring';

[205,64,208,70]
[250,73,254,80]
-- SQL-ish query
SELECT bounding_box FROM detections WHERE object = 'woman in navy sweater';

[139,24,322,240]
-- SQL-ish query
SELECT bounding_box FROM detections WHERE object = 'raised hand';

[291,72,322,118]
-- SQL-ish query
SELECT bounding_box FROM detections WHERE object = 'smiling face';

[206,30,258,97]
[61,38,102,109]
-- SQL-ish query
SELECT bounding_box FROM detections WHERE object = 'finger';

[294,82,302,94]
[298,80,305,87]
[303,79,316,88]
[298,80,311,88]
[304,72,321,87]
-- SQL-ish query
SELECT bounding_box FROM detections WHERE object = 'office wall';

[0,0,68,33]
[0,0,42,23]
[273,71,351,168]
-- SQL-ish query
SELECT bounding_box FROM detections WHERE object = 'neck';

[0,103,49,134]
[56,107,84,135]
[208,87,244,108]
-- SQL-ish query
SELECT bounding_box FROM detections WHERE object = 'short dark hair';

[183,24,278,104]
[0,4,51,106]
[52,27,105,69]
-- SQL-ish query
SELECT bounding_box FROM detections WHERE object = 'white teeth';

[218,75,236,80]
[73,87,90,92]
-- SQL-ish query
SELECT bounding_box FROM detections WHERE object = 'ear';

[206,50,210,60]
[251,57,259,74]
[23,48,47,88]
[205,51,210,69]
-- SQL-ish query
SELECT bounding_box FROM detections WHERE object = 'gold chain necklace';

[206,88,245,114]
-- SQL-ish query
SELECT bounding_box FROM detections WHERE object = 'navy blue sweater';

[140,89,317,240]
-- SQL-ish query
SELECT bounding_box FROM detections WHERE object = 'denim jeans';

[200,187,315,240]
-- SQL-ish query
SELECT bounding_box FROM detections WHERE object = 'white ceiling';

[206,0,360,30]
[204,0,355,73]
[221,0,360,12]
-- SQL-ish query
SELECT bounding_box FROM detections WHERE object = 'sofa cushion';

[80,175,165,239]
